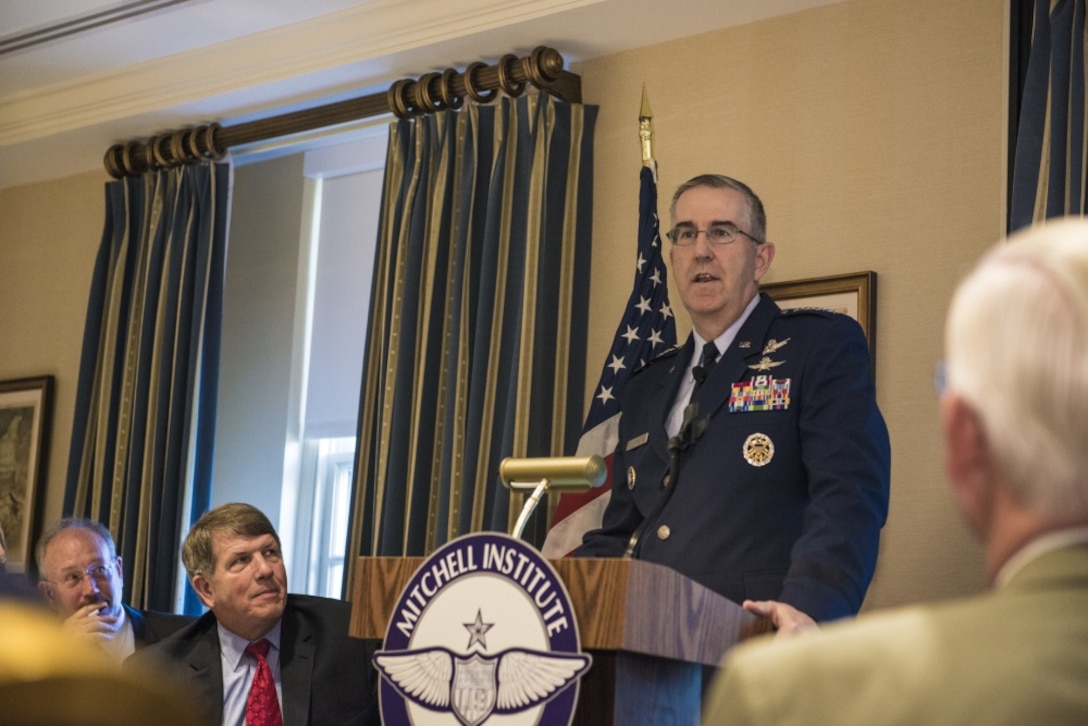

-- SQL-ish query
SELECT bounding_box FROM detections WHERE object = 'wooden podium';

[351,556,770,724]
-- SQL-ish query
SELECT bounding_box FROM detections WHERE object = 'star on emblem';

[464,609,494,650]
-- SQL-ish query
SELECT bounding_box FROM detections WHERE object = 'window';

[210,124,387,606]
[301,437,355,597]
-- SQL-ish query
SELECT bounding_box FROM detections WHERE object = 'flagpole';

[639,84,654,167]
[541,84,677,558]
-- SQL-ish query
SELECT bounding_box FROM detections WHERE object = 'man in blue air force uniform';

[578,174,890,633]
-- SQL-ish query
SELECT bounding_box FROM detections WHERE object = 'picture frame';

[0,375,55,574]
[762,271,877,370]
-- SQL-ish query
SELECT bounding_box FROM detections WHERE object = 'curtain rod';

[103,45,581,179]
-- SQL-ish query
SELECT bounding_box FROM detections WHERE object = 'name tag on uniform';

[625,432,649,450]
[730,376,791,412]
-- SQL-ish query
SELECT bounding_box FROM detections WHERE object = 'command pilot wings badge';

[748,356,785,372]
[375,533,591,725]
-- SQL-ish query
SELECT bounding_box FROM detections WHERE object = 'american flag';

[541,161,677,557]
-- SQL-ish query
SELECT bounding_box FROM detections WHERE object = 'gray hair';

[35,518,118,580]
[945,217,1088,519]
[181,503,280,579]
[669,173,767,243]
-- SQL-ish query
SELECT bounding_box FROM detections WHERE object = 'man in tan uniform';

[704,218,1088,725]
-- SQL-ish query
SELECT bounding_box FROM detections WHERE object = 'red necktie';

[244,639,283,726]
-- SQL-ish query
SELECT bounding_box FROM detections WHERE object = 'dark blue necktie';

[690,342,719,400]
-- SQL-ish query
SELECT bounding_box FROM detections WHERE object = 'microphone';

[692,365,708,386]
[624,403,708,558]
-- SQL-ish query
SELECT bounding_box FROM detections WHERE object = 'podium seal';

[374,532,591,725]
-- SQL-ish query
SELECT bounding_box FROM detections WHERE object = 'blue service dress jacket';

[126,594,380,725]
[578,293,891,621]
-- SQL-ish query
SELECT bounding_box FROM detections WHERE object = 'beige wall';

[0,0,1003,607]
[575,0,1004,608]
[0,169,109,538]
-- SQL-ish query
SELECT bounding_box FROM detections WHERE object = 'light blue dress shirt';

[218,621,283,726]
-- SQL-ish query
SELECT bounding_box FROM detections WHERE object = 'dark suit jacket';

[579,294,891,621]
[124,603,194,648]
[126,594,379,725]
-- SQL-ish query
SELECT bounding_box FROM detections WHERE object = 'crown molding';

[0,0,598,146]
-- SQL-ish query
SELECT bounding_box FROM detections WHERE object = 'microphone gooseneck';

[623,402,708,558]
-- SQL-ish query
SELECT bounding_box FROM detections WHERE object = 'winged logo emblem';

[375,646,591,725]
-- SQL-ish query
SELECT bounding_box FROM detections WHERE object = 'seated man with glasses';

[36,518,192,661]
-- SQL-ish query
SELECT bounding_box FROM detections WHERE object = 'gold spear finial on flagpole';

[639,83,654,167]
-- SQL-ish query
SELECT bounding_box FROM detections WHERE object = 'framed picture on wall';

[762,271,877,371]
[0,375,54,573]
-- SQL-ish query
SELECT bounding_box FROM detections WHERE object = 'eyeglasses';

[666,223,762,246]
[47,559,117,590]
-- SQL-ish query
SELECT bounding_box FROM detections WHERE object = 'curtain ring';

[144,140,160,171]
[121,141,143,177]
[104,145,126,179]
[463,61,497,103]
[150,134,172,168]
[413,72,443,113]
[203,123,226,160]
[495,54,526,97]
[184,128,203,161]
[169,129,189,166]
[387,79,414,118]
[439,68,463,110]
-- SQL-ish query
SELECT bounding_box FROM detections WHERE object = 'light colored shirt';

[666,293,760,438]
[995,526,1088,589]
[219,620,283,726]
[100,605,136,661]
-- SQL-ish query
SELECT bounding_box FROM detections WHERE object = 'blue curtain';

[1010,0,1087,229]
[66,162,230,612]
[346,91,597,569]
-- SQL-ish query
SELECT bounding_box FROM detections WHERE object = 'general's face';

[669,185,775,340]
[192,532,287,641]
[39,528,124,619]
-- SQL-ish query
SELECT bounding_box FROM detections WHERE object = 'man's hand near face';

[62,601,121,643]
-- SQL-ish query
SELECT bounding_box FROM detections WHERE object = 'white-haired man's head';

[944,217,1088,525]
